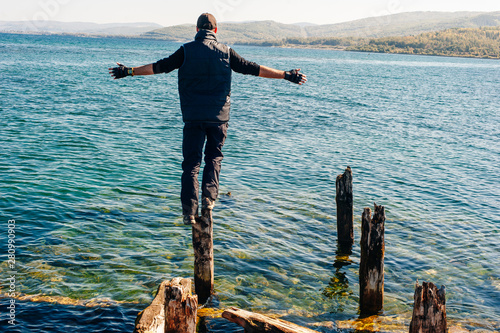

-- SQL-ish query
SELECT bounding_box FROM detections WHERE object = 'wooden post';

[165,278,198,333]
[222,307,319,333]
[192,208,214,305]
[409,281,447,333]
[336,166,353,250]
[134,278,198,333]
[359,203,385,316]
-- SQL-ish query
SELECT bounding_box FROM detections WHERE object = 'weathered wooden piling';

[133,277,198,333]
[336,166,353,249]
[192,208,214,305]
[359,203,385,316]
[222,307,320,333]
[409,281,447,333]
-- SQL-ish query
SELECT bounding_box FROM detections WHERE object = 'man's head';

[196,13,217,33]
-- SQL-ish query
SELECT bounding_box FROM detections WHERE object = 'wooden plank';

[222,307,319,333]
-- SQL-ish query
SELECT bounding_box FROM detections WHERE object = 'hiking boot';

[201,197,215,211]
[183,215,196,225]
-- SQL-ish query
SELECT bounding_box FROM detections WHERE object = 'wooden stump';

[409,281,447,333]
[336,166,353,248]
[165,278,198,333]
[192,208,214,305]
[133,278,198,333]
[222,307,319,333]
[359,203,385,316]
[134,280,168,333]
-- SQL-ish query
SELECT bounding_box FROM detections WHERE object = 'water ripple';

[1,33,499,332]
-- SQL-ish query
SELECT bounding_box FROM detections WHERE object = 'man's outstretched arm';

[108,63,154,79]
[131,64,154,76]
[259,65,285,79]
[229,49,307,85]
[109,47,184,79]
[259,65,307,85]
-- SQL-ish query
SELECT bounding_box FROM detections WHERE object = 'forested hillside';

[351,27,500,59]
[236,27,500,59]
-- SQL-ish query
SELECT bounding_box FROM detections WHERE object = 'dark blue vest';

[178,30,231,123]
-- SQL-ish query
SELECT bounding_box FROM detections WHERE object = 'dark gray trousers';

[181,122,228,216]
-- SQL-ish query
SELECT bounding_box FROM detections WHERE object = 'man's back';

[178,29,232,123]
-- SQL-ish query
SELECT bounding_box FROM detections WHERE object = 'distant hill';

[143,20,306,43]
[303,11,500,38]
[0,21,162,36]
[142,11,500,43]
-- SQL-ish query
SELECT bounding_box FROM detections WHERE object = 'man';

[109,13,306,225]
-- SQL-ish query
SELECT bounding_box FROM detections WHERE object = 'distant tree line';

[350,27,500,59]
[235,27,500,59]
[235,36,363,48]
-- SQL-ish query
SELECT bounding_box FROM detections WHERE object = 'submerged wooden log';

[336,166,353,249]
[359,203,385,316]
[409,281,447,333]
[222,307,319,333]
[133,278,198,333]
[192,208,214,305]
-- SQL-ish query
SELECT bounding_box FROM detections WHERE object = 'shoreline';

[232,43,500,60]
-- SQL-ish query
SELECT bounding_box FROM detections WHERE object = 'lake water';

[0,33,499,332]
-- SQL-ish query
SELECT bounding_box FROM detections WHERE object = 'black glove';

[109,63,133,79]
[284,69,304,84]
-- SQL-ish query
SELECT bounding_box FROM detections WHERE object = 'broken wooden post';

[359,203,385,316]
[192,208,214,305]
[133,277,198,333]
[222,307,319,333]
[165,278,198,333]
[409,281,447,333]
[336,166,353,251]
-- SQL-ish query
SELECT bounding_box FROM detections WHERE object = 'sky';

[2,0,500,26]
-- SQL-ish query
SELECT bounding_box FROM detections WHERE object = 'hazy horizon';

[2,0,500,27]
[2,9,500,29]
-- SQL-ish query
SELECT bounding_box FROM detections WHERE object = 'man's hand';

[109,62,133,79]
[284,69,307,85]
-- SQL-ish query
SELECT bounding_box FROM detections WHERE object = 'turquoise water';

[1,33,499,332]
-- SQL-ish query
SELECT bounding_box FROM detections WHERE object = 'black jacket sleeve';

[230,48,260,76]
[153,47,184,74]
